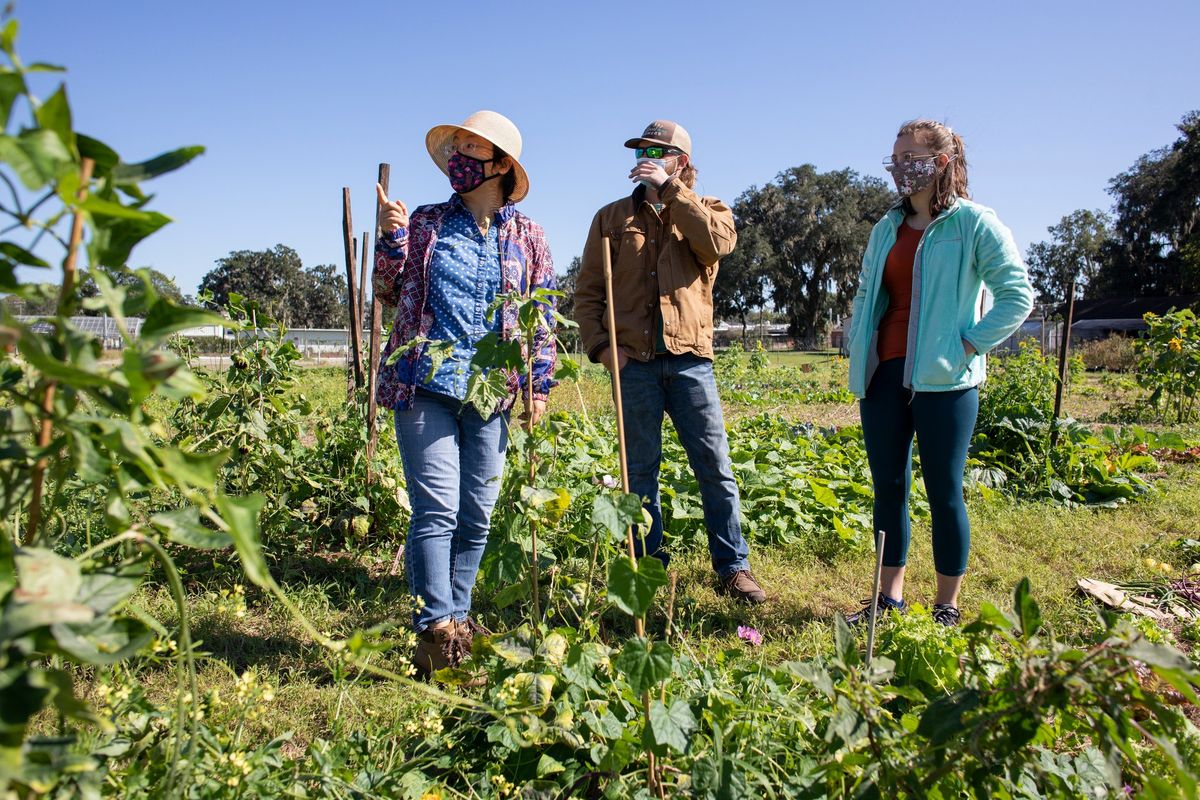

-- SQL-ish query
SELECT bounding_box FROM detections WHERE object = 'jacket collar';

[885,195,962,227]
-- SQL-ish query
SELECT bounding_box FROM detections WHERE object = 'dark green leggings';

[859,358,979,576]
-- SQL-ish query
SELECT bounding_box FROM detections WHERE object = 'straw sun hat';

[425,110,529,202]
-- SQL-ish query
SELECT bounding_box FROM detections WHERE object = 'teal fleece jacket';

[847,197,1034,398]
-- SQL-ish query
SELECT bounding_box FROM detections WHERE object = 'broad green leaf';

[487,628,535,665]
[832,614,860,668]
[140,299,227,344]
[75,557,146,615]
[614,636,673,694]
[492,579,529,609]
[916,689,981,745]
[1013,577,1041,639]
[592,492,643,542]
[0,71,24,127]
[0,20,17,55]
[15,548,81,604]
[156,447,227,490]
[151,507,233,550]
[0,598,94,640]
[34,84,73,150]
[607,555,668,618]
[0,242,50,268]
[49,616,153,665]
[215,493,270,588]
[113,145,205,184]
[536,753,565,778]
[0,129,73,189]
[84,198,172,267]
[648,698,696,753]
[75,133,119,176]
[470,331,524,371]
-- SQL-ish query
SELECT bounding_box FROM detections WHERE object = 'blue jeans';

[619,353,751,578]
[859,358,978,576]
[395,389,509,632]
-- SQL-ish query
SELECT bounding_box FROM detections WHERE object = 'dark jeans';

[619,353,751,578]
[859,358,978,577]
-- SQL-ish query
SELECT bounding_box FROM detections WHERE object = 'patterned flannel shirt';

[373,195,558,412]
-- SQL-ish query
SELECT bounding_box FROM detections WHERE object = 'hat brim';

[623,136,688,155]
[426,124,530,203]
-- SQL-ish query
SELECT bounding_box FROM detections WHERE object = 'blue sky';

[15,0,1200,296]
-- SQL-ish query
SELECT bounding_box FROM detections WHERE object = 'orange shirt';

[876,222,923,362]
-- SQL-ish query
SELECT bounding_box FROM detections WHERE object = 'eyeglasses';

[445,140,495,160]
[635,146,682,159]
[882,154,939,172]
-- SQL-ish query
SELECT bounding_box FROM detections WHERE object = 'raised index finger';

[375,183,389,206]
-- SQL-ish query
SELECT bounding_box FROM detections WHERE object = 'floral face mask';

[889,156,942,196]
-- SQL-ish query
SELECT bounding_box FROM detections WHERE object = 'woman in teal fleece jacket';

[845,119,1034,627]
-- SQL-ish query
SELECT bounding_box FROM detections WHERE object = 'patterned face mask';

[447,151,500,194]
[889,156,948,197]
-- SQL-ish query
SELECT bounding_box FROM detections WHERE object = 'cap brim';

[426,124,529,202]
[624,136,674,149]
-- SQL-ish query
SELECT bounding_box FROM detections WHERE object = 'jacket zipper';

[901,204,959,393]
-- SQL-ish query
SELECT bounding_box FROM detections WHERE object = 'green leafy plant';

[1135,309,1200,423]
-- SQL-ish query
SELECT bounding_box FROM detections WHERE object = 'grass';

[85,356,1199,758]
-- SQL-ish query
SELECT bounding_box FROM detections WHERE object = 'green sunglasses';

[634,146,681,159]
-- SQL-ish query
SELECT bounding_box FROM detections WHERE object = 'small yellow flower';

[1169,337,1183,352]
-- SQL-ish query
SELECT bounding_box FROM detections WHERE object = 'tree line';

[1021,110,1199,305]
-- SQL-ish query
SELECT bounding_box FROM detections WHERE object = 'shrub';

[1078,334,1138,372]
[1134,309,1200,423]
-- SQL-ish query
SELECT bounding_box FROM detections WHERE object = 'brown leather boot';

[719,570,767,604]
[455,617,492,654]
[412,620,458,679]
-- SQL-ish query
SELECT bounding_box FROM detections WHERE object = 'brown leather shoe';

[719,570,767,604]
[412,620,465,679]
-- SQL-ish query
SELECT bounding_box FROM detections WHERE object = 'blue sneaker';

[844,593,907,626]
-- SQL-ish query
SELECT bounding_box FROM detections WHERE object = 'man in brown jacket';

[574,120,765,604]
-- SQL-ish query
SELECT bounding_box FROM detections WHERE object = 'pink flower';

[737,626,763,646]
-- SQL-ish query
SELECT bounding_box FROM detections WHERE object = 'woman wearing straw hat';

[373,110,558,678]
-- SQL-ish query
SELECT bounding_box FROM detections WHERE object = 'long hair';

[492,146,518,203]
[897,119,968,217]
[680,159,698,189]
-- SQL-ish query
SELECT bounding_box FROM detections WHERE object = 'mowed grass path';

[126,355,1198,754]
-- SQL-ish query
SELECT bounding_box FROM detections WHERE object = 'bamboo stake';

[26,158,94,546]
[342,187,364,389]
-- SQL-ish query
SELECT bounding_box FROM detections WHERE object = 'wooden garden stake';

[25,158,93,546]
[1051,278,1077,448]
[342,187,364,390]
[366,165,388,472]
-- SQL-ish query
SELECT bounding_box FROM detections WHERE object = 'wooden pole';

[366,164,388,471]
[866,529,887,665]
[342,187,365,389]
[1052,279,1077,421]
[26,158,94,546]
[358,230,369,355]
[602,237,636,570]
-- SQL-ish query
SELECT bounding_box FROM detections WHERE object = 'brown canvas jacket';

[574,179,736,363]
